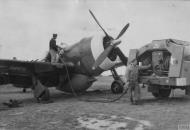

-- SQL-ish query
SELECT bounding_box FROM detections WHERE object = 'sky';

[0,0,190,75]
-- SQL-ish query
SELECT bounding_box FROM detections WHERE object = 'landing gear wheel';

[111,80,124,94]
[152,88,171,98]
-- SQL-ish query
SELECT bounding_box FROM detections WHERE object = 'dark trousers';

[128,82,141,103]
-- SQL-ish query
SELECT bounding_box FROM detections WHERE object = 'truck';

[128,39,190,98]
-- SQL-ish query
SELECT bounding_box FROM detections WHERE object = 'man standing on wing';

[49,34,59,63]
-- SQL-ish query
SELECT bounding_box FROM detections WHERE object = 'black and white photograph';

[0,0,190,130]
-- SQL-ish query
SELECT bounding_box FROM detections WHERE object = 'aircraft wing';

[0,59,75,74]
[0,59,75,86]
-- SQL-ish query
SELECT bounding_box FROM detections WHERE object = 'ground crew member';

[49,34,59,63]
[125,60,151,105]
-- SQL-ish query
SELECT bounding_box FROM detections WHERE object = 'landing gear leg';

[110,69,124,94]
[32,75,51,103]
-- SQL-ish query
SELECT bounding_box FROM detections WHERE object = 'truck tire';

[152,92,159,98]
[159,89,171,98]
[152,88,171,98]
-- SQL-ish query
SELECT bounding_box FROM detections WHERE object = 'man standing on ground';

[125,60,151,105]
[49,34,59,63]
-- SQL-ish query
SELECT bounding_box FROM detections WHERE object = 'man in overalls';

[125,60,151,105]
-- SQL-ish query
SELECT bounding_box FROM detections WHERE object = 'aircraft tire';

[111,80,124,94]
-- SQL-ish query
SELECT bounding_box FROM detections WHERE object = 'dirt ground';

[0,76,190,130]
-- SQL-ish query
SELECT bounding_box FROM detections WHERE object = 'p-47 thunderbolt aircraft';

[0,10,128,102]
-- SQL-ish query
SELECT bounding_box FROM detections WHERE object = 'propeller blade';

[92,45,114,70]
[92,40,121,70]
[89,10,109,37]
[115,23,130,40]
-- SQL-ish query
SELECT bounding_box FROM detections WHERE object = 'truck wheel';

[152,92,159,98]
[111,80,124,94]
[159,89,171,98]
[152,89,171,98]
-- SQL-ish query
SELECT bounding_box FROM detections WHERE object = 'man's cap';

[53,34,57,37]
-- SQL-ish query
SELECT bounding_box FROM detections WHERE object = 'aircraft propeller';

[89,10,129,70]
[89,10,109,37]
